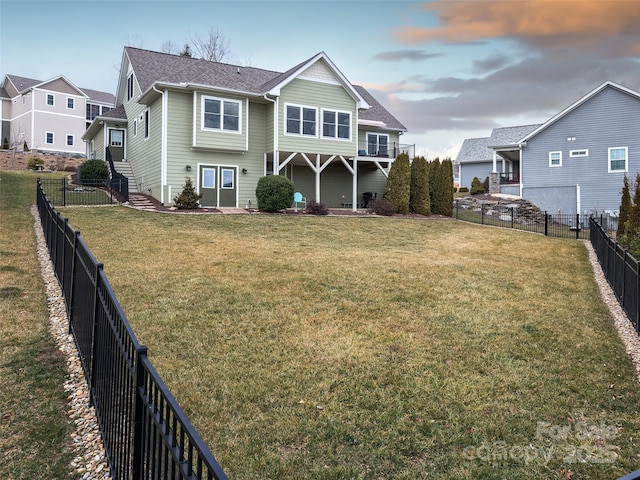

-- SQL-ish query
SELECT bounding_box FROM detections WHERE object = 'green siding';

[357,129,401,157]
[193,92,247,151]
[279,79,357,156]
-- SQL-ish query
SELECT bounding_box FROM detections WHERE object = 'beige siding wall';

[278,79,357,156]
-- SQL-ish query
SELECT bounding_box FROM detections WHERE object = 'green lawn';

[0,171,73,479]
[55,204,640,479]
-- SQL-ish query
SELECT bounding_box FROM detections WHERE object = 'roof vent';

[237,67,240,74]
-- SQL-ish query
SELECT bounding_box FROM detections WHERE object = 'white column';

[315,154,321,202]
[352,158,358,212]
[492,150,497,173]
[576,184,581,216]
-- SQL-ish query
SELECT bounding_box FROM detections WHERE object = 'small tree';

[623,173,640,255]
[255,175,295,212]
[438,158,454,217]
[470,177,484,195]
[384,152,411,214]
[173,177,202,209]
[618,175,631,240]
[180,44,192,57]
[410,155,430,215]
[483,176,490,193]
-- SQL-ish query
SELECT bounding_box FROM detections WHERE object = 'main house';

[456,81,640,216]
[83,47,410,209]
[0,74,115,156]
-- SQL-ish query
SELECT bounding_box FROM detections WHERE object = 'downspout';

[263,94,278,174]
[152,85,168,204]
[519,142,526,198]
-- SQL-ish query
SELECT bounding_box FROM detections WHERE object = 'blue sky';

[2,0,639,159]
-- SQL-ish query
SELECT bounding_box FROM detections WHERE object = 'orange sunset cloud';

[395,0,640,48]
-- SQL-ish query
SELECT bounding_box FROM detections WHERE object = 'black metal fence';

[37,178,227,480]
[40,177,122,207]
[454,200,617,239]
[589,217,640,335]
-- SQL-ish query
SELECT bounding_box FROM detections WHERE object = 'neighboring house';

[0,74,115,156]
[83,47,410,209]
[456,81,640,216]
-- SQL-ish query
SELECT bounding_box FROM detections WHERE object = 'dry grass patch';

[60,207,640,479]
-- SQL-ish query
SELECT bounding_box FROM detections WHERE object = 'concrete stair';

[128,193,157,211]
[111,161,138,194]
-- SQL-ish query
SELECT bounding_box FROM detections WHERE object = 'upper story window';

[322,110,350,140]
[86,104,100,121]
[46,132,54,144]
[549,151,562,167]
[127,73,134,101]
[67,97,75,109]
[609,147,628,172]
[101,106,112,115]
[202,96,241,132]
[66,134,74,146]
[46,94,54,106]
[569,149,588,158]
[286,104,316,136]
[367,133,389,157]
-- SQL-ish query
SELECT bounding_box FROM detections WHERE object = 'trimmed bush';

[78,159,108,180]
[173,177,202,209]
[410,155,430,215]
[458,187,469,193]
[367,198,395,216]
[27,157,45,170]
[256,175,295,212]
[470,177,484,195]
[384,152,411,214]
[306,200,329,215]
[618,175,631,240]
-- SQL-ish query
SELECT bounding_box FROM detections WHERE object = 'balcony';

[499,171,520,184]
[357,143,415,160]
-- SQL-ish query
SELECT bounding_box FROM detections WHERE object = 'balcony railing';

[357,143,415,160]
[499,171,520,184]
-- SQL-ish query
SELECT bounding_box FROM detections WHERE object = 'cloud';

[472,52,510,74]
[371,50,442,62]
[394,0,640,56]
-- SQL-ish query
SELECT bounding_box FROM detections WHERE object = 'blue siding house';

[456,81,640,216]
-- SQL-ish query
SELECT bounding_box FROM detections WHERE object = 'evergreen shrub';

[256,175,295,212]
[78,159,108,180]
[306,200,329,215]
[173,177,202,209]
[384,152,411,214]
[27,157,45,170]
[470,177,484,195]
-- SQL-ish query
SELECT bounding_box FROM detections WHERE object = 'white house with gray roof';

[0,74,114,156]
[83,47,410,209]
[456,81,640,216]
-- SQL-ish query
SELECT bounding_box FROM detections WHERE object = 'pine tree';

[428,157,440,212]
[618,175,631,241]
[439,158,454,217]
[383,152,411,214]
[180,44,192,57]
[470,177,484,195]
[624,173,640,256]
[173,177,202,209]
[410,156,430,215]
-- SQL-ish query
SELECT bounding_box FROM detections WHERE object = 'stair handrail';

[106,147,129,202]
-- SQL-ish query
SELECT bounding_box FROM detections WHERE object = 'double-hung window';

[202,97,241,132]
[66,135,74,146]
[609,147,628,172]
[322,110,350,140]
[46,94,54,106]
[67,97,74,109]
[286,105,316,136]
[46,132,54,144]
[549,151,562,167]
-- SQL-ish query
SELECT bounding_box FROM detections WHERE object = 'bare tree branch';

[191,28,230,63]
[161,40,178,55]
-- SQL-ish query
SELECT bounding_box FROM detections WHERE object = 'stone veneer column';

[489,172,500,194]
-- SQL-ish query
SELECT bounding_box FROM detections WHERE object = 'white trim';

[321,108,352,141]
[608,146,628,173]
[296,75,341,86]
[200,95,242,134]
[284,103,318,138]
[161,90,168,201]
[549,151,562,167]
[569,149,589,157]
[220,168,235,189]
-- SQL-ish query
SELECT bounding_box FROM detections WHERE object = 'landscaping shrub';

[367,198,395,216]
[410,155,430,216]
[618,175,631,240]
[483,176,490,193]
[305,200,329,215]
[470,177,484,195]
[458,187,469,193]
[430,158,454,216]
[384,152,410,214]
[256,175,295,212]
[2,137,8,150]
[173,177,202,209]
[78,159,108,180]
[27,157,44,170]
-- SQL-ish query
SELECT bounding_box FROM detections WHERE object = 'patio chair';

[293,192,306,212]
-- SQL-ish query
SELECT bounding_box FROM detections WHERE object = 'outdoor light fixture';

[242,168,247,174]
[186,165,192,171]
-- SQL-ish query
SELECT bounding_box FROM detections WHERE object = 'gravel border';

[31,206,639,480]
[31,206,110,480]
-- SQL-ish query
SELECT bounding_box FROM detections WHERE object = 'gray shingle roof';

[6,74,41,93]
[488,124,541,147]
[125,47,405,130]
[353,85,406,131]
[81,87,115,105]
[456,137,492,163]
[4,74,114,104]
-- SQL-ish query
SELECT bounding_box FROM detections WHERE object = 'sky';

[1,0,639,160]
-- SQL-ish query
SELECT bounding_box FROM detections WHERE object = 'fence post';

[132,346,149,480]
[544,212,548,237]
[481,203,485,225]
[576,213,580,240]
